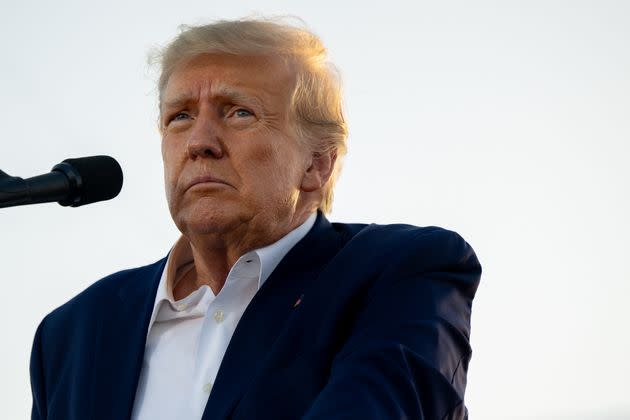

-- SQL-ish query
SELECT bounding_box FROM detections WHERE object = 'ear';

[300,150,337,193]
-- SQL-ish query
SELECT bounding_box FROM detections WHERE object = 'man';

[30,18,481,420]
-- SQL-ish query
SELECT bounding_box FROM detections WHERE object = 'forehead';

[161,53,296,107]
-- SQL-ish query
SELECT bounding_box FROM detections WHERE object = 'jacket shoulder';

[41,258,166,329]
[332,221,480,272]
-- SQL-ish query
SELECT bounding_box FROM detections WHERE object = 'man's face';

[160,53,309,238]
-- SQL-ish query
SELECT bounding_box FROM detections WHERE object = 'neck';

[173,206,314,299]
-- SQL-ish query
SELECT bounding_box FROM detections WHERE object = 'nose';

[186,115,224,160]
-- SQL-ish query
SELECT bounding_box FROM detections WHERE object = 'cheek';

[248,141,300,180]
[161,140,181,199]
[244,144,306,202]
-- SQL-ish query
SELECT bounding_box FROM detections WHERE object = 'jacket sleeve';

[30,318,47,420]
[302,229,481,420]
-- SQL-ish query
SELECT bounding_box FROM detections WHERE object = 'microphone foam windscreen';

[63,156,123,205]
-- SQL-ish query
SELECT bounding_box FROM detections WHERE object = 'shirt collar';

[147,213,317,330]
[254,212,317,288]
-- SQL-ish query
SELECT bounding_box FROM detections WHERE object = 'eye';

[164,112,192,129]
[171,112,190,122]
[232,108,254,118]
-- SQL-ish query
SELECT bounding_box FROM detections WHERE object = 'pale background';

[1,1,628,419]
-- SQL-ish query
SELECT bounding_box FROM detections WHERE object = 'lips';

[185,175,233,191]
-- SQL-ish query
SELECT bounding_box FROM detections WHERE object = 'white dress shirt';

[131,213,316,420]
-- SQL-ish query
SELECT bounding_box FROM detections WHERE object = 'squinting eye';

[172,112,190,121]
[234,109,253,118]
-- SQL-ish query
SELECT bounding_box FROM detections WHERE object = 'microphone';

[0,156,123,208]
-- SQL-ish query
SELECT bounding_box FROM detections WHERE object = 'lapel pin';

[293,294,304,308]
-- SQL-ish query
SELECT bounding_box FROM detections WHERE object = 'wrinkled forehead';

[160,53,297,112]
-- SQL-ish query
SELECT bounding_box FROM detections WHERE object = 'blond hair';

[154,18,348,213]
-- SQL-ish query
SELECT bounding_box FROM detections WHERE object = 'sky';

[1,1,629,418]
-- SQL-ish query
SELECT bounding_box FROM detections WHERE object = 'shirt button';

[203,382,212,393]
[213,310,224,323]
[175,303,187,311]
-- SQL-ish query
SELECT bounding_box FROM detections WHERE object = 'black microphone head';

[53,155,123,207]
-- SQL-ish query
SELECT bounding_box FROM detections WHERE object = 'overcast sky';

[1,1,629,419]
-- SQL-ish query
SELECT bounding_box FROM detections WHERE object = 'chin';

[173,200,247,236]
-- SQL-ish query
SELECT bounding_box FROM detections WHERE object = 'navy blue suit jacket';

[30,213,481,419]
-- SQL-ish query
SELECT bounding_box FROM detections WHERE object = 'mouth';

[186,175,233,191]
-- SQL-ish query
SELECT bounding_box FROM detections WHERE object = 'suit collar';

[89,258,165,420]
[202,211,344,419]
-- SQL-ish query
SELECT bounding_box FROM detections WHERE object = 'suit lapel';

[202,213,344,419]
[89,258,165,420]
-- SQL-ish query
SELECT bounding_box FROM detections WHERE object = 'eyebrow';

[161,84,264,112]
[215,85,264,108]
